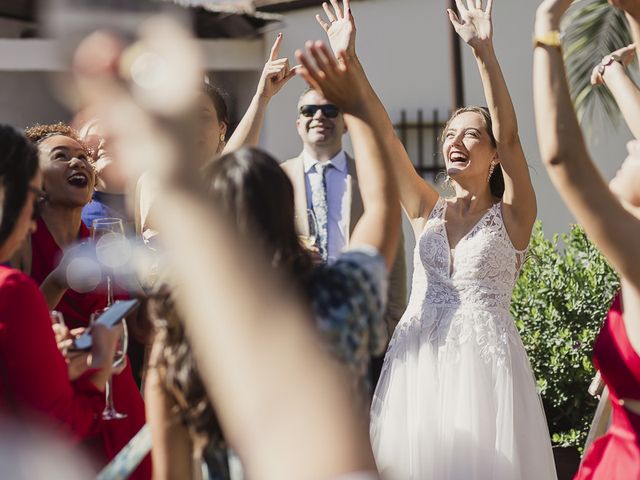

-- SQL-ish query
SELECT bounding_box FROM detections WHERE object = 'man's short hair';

[297,87,317,109]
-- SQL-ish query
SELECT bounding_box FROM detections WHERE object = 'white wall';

[258,0,632,238]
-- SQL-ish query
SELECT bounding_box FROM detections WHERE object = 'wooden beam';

[0,38,264,72]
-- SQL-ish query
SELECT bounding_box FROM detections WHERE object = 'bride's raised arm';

[449,0,536,250]
[316,0,439,232]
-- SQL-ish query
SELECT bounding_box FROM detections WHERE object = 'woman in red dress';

[0,124,120,447]
[16,123,150,479]
[534,0,640,477]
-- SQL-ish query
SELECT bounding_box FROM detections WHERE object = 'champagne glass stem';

[105,376,115,411]
[106,275,113,307]
[102,374,127,420]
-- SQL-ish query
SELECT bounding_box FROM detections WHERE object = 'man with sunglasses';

[282,88,407,387]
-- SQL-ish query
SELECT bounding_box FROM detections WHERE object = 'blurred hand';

[88,323,122,371]
[296,42,364,113]
[73,19,204,188]
[591,44,636,85]
[448,0,493,50]
[256,34,299,100]
[316,0,356,58]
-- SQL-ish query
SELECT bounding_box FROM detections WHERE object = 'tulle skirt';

[370,305,557,480]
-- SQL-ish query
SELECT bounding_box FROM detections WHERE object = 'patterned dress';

[306,247,389,404]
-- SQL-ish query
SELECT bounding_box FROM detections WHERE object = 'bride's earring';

[487,162,497,183]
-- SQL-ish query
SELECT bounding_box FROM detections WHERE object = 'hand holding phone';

[72,299,140,350]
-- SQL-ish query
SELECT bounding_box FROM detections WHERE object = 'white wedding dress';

[370,198,557,480]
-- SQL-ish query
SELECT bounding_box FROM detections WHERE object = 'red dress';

[30,218,151,479]
[575,294,640,479]
[0,265,105,437]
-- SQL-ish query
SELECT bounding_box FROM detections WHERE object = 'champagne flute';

[50,310,67,354]
[50,310,66,328]
[91,218,125,306]
[90,308,129,421]
[298,209,318,250]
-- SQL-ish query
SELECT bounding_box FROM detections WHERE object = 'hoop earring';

[487,162,497,183]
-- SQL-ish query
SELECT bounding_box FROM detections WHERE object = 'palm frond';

[563,0,631,126]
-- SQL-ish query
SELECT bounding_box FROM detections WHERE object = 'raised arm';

[449,0,536,249]
[534,0,640,289]
[222,34,297,154]
[297,42,400,269]
[316,0,439,228]
[591,44,640,139]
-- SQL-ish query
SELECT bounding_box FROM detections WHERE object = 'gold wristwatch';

[533,31,562,49]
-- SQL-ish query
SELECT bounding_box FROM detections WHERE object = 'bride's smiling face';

[442,111,497,181]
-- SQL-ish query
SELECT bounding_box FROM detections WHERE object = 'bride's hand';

[447,0,493,51]
[316,0,356,58]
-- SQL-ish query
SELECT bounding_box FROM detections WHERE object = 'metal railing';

[394,108,448,182]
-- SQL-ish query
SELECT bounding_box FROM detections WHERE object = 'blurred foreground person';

[145,35,303,480]
[535,0,640,478]
[73,15,399,477]
[145,31,399,480]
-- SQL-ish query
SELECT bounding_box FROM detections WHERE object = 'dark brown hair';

[203,147,314,279]
[25,122,94,161]
[442,106,505,198]
[202,82,229,127]
[0,125,39,245]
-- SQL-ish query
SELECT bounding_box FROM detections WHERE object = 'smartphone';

[72,298,140,350]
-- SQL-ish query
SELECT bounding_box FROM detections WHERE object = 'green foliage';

[563,0,631,125]
[511,222,619,450]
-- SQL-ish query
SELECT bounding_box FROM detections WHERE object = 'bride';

[315,0,557,478]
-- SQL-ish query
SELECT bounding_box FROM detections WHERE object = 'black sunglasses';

[28,186,48,220]
[299,104,341,119]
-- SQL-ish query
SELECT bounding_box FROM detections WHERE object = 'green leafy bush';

[511,222,619,450]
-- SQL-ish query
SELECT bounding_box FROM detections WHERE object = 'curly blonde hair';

[25,122,94,162]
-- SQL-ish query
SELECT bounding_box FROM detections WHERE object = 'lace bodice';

[407,197,526,314]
